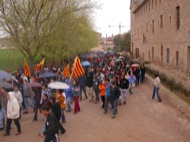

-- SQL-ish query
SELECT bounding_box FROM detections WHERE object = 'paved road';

[1,77,190,142]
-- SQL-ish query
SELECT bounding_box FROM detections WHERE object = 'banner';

[24,58,31,77]
[35,58,45,72]
[63,64,70,77]
[72,56,85,78]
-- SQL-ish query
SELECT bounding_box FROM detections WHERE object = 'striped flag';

[72,56,85,78]
[24,58,31,77]
[63,64,70,77]
[35,58,45,71]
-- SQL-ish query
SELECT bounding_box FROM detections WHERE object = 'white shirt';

[154,77,160,87]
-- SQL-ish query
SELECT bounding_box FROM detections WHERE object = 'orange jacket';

[55,92,66,109]
[99,84,106,96]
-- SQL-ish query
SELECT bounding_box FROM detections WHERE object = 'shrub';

[146,66,190,99]
[143,61,151,64]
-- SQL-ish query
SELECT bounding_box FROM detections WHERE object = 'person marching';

[99,79,106,108]
[40,105,60,142]
[72,80,80,114]
[152,74,162,102]
[119,73,129,105]
[13,86,23,119]
[110,78,121,118]
[3,92,21,136]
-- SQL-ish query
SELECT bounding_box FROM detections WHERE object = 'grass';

[0,49,24,72]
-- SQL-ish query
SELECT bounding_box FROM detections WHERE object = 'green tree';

[0,0,98,68]
[113,31,131,52]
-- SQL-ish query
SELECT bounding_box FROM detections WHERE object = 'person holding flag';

[71,56,87,100]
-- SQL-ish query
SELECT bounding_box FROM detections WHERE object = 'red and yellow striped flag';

[63,64,70,77]
[72,56,85,78]
[35,58,45,72]
[24,58,31,77]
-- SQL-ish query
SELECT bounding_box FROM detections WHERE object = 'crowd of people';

[0,51,163,142]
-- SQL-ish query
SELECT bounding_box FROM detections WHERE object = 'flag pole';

[68,71,73,85]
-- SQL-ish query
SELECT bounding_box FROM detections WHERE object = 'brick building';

[130,0,190,73]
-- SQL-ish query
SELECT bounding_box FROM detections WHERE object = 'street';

[0,76,190,142]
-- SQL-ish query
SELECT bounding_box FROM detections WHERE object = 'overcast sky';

[93,0,131,37]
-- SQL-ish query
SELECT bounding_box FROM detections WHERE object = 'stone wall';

[130,0,190,73]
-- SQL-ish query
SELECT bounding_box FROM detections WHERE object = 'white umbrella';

[131,63,140,67]
[48,81,69,89]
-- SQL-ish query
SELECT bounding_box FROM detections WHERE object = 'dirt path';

[1,80,190,142]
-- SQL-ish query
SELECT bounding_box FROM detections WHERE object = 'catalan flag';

[72,56,85,78]
[63,64,70,77]
[35,58,45,72]
[24,58,31,77]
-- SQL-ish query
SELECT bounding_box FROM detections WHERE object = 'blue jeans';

[110,98,119,116]
[24,97,34,112]
[129,83,133,94]
[61,109,66,123]
[80,86,87,99]
[41,116,46,133]
[152,86,162,101]
[66,97,72,111]
[0,108,5,128]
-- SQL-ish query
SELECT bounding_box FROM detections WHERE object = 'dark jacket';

[120,78,129,89]
[51,102,61,121]
[43,112,59,136]
[86,71,94,87]
[93,75,100,90]
[33,87,41,109]
[110,85,120,100]
[78,75,87,87]
[134,68,141,78]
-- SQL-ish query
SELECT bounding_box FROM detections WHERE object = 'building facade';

[130,0,190,72]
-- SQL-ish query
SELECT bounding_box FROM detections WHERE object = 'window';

[169,16,171,23]
[176,51,179,66]
[152,47,154,59]
[176,6,180,29]
[161,45,163,63]
[149,51,150,60]
[143,34,147,43]
[166,48,170,63]
[155,0,157,7]
[146,4,147,13]
[149,1,150,11]
[160,15,163,27]
[146,23,148,32]
[131,43,134,57]
[152,20,154,34]
[135,48,140,58]
[152,0,154,9]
